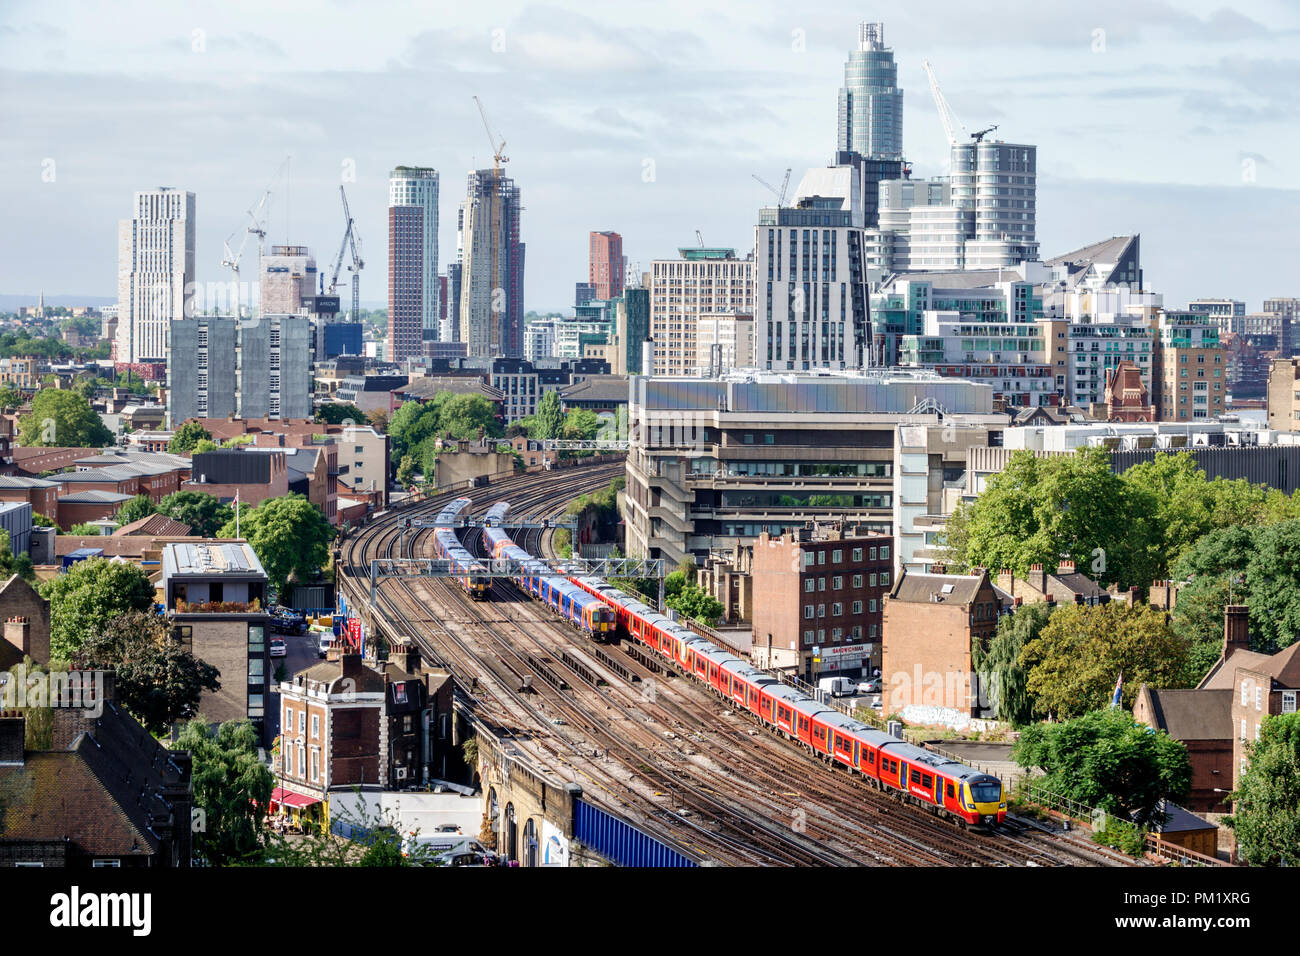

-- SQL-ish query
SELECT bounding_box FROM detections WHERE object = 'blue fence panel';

[573,798,697,868]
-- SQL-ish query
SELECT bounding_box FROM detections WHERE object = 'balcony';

[173,598,263,614]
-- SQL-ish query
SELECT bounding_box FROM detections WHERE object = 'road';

[265,625,327,740]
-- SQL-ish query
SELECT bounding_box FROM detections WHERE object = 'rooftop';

[162,541,267,579]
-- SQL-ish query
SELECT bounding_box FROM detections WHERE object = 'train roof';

[818,711,870,734]
[878,739,972,777]
[791,696,832,719]
[729,665,778,687]
[766,684,807,704]
[434,496,472,526]
[484,502,510,526]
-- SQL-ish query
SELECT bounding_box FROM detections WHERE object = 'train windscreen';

[970,781,1001,803]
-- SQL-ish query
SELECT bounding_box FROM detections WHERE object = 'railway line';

[340,465,1133,867]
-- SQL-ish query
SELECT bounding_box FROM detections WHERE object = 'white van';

[817,676,857,698]
[316,629,333,658]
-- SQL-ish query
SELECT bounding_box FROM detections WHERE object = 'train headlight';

[999,803,1007,809]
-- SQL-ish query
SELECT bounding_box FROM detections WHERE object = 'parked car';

[858,678,882,694]
[269,638,287,658]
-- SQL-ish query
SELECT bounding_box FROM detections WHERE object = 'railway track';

[341,466,1133,867]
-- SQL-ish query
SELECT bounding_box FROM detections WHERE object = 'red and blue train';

[560,576,1007,827]
[481,502,614,638]
[431,497,490,600]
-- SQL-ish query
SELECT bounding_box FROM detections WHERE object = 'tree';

[438,394,502,440]
[973,601,1054,726]
[941,447,1155,589]
[365,408,389,433]
[561,408,601,441]
[315,403,365,425]
[396,456,417,488]
[216,493,333,594]
[1244,520,1300,652]
[0,386,22,410]
[530,390,564,441]
[66,523,100,536]
[1020,602,1187,718]
[1227,713,1300,865]
[168,421,212,454]
[1013,708,1191,827]
[71,612,220,735]
[114,494,156,526]
[41,558,157,661]
[31,512,55,528]
[177,719,273,866]
[192,438,220,454]
[17,388,113,448]
[157,490,234,538]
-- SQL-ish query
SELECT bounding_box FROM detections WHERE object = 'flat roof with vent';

[162,542,267,580]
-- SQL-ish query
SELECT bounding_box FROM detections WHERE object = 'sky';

[1,0,1298,314]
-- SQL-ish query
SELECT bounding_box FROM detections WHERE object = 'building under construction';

[457,168,525,358]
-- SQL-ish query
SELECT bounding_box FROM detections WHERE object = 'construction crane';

[970,124,999,143]
[751,167,792,207]
[220,187,272,318]
[473,95,509,173]
[328,185,364,321]
[696,230,704,248]
[922,59,964,147]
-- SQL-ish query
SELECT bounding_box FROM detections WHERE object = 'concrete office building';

[589,231,623,301]
[695,313,753,374]
[524,320,556,362]
[388,167,440,362]
[836,22,903,163]
[458,169,525,358]
[168,315,239,423]
[260,245,317,315]
[623,369,1000,566]
[117,188,196,363]
[649,248,754,376]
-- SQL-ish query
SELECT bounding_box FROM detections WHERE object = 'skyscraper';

[388,166,440,364]
[836,23,903,163]
[259,245,316,315]
[458,168,525,358]
[589,231,623,301]
[117,187,195,363]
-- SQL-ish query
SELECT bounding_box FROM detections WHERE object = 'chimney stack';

[1059,559,1076,574]
[1224,605,1250,661]
[342,652,363,681]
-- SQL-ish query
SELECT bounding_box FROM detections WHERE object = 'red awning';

[270,787,321,809]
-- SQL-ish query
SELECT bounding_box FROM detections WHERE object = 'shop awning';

[270,787,321,809]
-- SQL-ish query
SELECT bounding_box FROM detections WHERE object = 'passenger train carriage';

[568,573,1006,827]
[431,497,490,600]
[481,503,614,638]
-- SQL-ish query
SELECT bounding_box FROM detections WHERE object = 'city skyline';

[2,0,1299,314]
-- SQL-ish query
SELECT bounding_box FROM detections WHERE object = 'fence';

[924,742,1033,790]
[572,798,698,868]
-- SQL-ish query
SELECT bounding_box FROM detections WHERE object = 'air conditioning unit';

[395,766,407,781]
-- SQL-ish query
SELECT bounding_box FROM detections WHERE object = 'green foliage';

[17,388,113,448]
[1243,520,1300,652]
[168,421,212,454]
[0,386,22,410]
[561,408,602,441]
[157,490,234,538]
[396,455,417,488]
[664,569,723,627]
[31,512,55,528]
[314,403,366,425]
[1091,817,1148,857]
[192,438,220,454]
[114,493,156,526]
[438,394,502,441]
[530,390,565,441]
[41,558,157,660]
[1227,713,1300,865]
[552,527,572,558]
[1013,708,1191,827]
[1020,602,1187,718]
[66,523,100,536]
[941,447,1154,588]
[973,602,1054,726]
[71,611,220,735]
[216,493,333,594]
[176,719,273,866]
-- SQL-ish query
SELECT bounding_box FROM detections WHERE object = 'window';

[311,714,320,739]
[852,600,863,614]
[1241,718,1247,742]
[805,578,815,593]
[804,605,814,620]
[818,577,826,591]
[881,572,891,587]
[92,859,121,868]
[817,552,826,566]
[853,574,863,588]
[832,549,843,564]
[248,625,264,653]
[869,573,877,587]
[869,547,877,561]
[817,604,826,618]
[1242,681,1250,707]
[1256,686,1262,711]
[1284,691,1297,714]
[248,658,264,680]
[832,603,843,616]
[248,694,263,718]
[852,548,863,562]
[298,712,305,734]
[310,750,320,782]
[869,599,877,612]
[832,576,843,590]
[285,705,293,728]
[881,546,890,560]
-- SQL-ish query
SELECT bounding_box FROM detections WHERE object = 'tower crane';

[751,167,792,207]
[328,185,364,321]
[921,59,964,148]
[220,187,272,318]
[473,95,509,173]
[472,96,508,352]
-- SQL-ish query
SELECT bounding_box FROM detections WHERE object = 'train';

[558,576,1006,828]
[431,497,490,600]
[481,502,615,638]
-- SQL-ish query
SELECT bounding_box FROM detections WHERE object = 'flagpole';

[235,490,240,539]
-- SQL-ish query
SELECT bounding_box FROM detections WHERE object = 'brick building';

[0,476,58,525]
[1102,360,1154,422]
[0,574,51,669]
[1132,685,1233,812]
[161,542,272,744]
[882,569,1002,721]
[751,527,893,681]
[994,560,1110,607]
[182,448,288,510]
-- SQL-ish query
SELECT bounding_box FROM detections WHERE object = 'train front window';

[970,781,1001,803]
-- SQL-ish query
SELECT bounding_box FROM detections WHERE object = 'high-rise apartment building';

[458,169,525,358]
[1155,310,1226,421]
[836,22,903,162]
[754,163,873,372]
[259,245,316,315]
[589,231,624,301]
[649,248,754,376]
[117,188,196,363]
[168,314,311,424]
[388,166,440,363]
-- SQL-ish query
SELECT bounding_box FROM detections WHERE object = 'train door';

[900,762,908,790]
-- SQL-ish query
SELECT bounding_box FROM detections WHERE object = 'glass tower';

[836,22,903,162]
